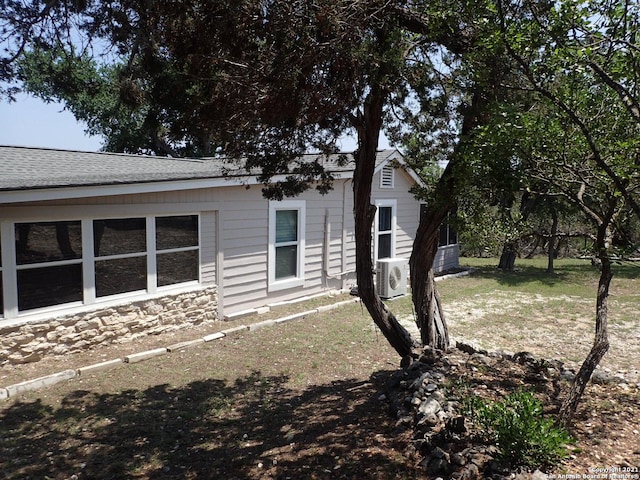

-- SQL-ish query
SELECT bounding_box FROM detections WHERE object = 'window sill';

[268,277,304,293]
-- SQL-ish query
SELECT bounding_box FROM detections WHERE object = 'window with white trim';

[374,200,396,260]
[15,221,83,311]
[155,215,200,287]
[420,204,458,246]
[94,218,147,297]
[0,214,200,319]
[269,200,305,291]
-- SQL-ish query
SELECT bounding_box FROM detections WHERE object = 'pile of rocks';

[382,343,576,480]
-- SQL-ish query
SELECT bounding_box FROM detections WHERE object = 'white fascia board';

[0,176,248,204]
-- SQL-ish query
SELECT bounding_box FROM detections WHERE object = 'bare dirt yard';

[0,258,638,479]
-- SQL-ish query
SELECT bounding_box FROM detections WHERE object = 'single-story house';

[0,146,459,364]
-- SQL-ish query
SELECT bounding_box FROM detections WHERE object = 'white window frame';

[373,199,396,260]
[0,212,201,321]
[154,214,201,291]
[268,200,306,292]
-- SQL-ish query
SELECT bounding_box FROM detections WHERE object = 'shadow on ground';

[0,370,425,480]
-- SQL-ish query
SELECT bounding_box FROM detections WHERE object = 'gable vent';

[380,165,395,188]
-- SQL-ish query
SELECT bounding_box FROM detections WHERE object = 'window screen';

[14,221,83,311]
[275,210,299,279]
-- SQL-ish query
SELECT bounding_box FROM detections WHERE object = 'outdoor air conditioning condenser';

[376,258,408,299]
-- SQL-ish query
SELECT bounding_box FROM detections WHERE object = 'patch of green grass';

[454,257,621,298]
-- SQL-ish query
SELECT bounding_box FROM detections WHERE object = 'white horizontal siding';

[372,167,420,260]
[5,165,451,319]
[434,244,460,272]
[200,211,217,284]
[219,182,350,315]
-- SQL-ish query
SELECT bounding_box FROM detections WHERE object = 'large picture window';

[374,200,396,260]
[269,201,305,291]
[0,214,201,319]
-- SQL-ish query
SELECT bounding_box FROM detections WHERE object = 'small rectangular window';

[448,226,458,245]
[275,210,299,280]
[376,204,395,260]
[438,212,458,247]
[439,224,448,247]
[269,201,305,291]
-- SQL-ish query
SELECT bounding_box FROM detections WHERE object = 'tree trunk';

[421,268,449,348]
[524,234,541,259]
[409,86,492,350]
[410,220,450,350]
[559,228,613,427]
[352,86,414,362]
[547,208,559,274]
[498,242,516,270]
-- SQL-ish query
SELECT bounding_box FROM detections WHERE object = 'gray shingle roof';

[0,146,400,192]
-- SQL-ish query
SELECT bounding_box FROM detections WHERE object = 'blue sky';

[0,94,103,151]
[0,94,387,153]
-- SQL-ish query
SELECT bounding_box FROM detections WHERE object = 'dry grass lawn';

[0,257,638,478]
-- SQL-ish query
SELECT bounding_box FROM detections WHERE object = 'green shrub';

[464,389,572,468]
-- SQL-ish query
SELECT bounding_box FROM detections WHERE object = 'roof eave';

[0,171,355,204]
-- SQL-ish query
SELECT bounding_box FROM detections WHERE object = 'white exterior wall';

[1,162,460,328]
[217,181,350,315]
[0,189,221,327]
[371,168,420,261]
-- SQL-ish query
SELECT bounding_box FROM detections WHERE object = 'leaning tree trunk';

[410,219,450,350]
[559,227,613,426]
[352,85,414,362]
[409,86,491,350]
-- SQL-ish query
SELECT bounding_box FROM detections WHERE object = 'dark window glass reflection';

[95,256,147,297]
[275,245,297,279]
[449,227,458,245]
[157,250,199,287]
[439,224,448,246]
[378,233,392,259]
[15,222,82,265]
[378,207,392,232]
[18,264,82,311]
[94,218,146,257]
[156,216,198,250]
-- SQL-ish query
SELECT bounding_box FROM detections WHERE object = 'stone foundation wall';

[0,287,218,366]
